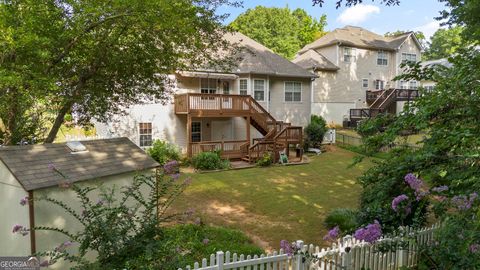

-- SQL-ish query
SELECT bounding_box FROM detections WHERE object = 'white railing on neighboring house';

[180,224,439,270]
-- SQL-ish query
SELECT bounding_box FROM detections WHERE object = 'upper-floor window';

[253,79,265,101]
[139,122,152,147]
[375,80,385,90]
[284,82,302,102]
[401,53,417,63]
[343,47,356,62]
[239,79,248,95]
[362,79,369,88]
[377,51,388,66]
[400,80,408,89]
[424,85,435,92]
[200,78,217,94]
[409,81,418,90]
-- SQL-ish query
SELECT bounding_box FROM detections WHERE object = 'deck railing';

[175,93,251,116]
[190,140,249,159]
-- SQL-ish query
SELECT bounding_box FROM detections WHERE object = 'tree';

[423,26,465,60]
[304,115,328,149]
[229,6,327,59]
[0,0,238,145]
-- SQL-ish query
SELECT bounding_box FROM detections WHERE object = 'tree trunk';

[3,89,19,145]
[44,101,73,143]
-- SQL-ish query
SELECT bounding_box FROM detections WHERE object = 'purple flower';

[469,244,479,253]
[452,192,478,210]
[96,199,104,206]
[20,196,29,206]
[415,190,430,201]
[280,240,294,256]
[39,260,50,267]
[171,173,180,180]
[323,226,340,241]
[163,160,179,175]
[404,173,424,191]
[48,163,56,171]
[354,220,382,243]
[431,186,449,193]
[194,217,202,225]
[55,241,73,252]
[12,224,23,233]
[391,194,409,212]
[202,238,209,245]
[183,177,192,186]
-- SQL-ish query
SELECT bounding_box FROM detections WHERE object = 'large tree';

[423,26,465,60]
[229,6,327,59]
[0,0,237,144]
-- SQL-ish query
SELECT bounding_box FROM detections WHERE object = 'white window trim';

[401,53,417,63]
[238,78,249,95]
[253,79,266,102]
[362,78,369,88]
[199,78,217,94]
[343,47,356,63]
[375,80,385,90]
[284,81,302,103]
[138,122,153,147]
[191,121,202,142]
[376,50,388,66]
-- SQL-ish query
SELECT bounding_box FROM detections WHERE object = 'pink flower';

[469,244,479,253]
[12,224,23,233]
[202,238,209,245]
[20,196,29,206]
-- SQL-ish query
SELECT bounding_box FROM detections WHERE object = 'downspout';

[310,70,315,122]
[28,191,36,254]
[266,75,270,112]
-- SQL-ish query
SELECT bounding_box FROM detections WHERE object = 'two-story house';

[293,26,423,126]
[95,32,316,162]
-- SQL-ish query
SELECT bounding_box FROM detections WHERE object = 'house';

[0,138,159,268]
[420,58,452,91]
[293,26,423,126]
[95,32,316,162]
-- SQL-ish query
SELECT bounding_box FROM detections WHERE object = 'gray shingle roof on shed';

[0,138,160,191]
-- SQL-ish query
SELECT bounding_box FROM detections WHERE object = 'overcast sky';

[217,0,448,40]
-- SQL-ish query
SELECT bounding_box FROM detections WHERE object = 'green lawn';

[173,147,373,250]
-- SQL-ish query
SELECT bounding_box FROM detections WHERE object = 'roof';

[196,32,316,78]
[292,49,339,71]
[421,58,453,68]
[0,138,160,191]
[298,26,420,54]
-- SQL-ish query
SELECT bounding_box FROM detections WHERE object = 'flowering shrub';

[256,152,273,167]
[147,139,181,165]
[191,151,230,170]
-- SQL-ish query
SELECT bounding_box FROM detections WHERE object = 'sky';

[217,0,448,40]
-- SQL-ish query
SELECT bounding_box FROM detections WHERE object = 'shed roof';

[0,138,159,191]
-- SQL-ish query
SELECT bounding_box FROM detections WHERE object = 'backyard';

[173,146,374,250]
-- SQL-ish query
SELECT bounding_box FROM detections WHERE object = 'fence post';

[397,248,408,267]
[342,247,353,270]
[216,251,224,270]
[295,240,304,270]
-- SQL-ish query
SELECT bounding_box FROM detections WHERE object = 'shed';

[0,137,159,266]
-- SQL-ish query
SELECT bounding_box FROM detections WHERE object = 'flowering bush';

[147,140,181,165]
[191,151,230,170]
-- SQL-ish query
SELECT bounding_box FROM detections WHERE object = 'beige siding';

[395,36,422,87]
[317,45,338,66]
[0,162,30,256]
[33,171,154,269]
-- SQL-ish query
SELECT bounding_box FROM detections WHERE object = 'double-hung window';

[191,122,201,142]
[200,78,217,94]
[375,80,385,90]
[284,82,302,102]
[343,47,356,62]
[139,123,152,147]
[377,50,388,66]
[239,79,248,95]
[400,80,408,89]
[401,53,417,63]
[409,81,418,90]
[362,79,369,88]
[253,79,265,101]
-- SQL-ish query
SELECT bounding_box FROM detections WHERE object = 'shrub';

[324,208,359,234]
[256,152,273,167]
[192,151,229,170]
[304,115,328,149]
[147,140,181,165]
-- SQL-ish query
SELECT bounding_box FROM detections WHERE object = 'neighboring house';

[96,32,316,162]
[293,26,423,126]
[0,138,159,268]
[420,58,452,91]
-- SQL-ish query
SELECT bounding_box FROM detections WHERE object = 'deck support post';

[187,115,192,158]
[246,116,251,144]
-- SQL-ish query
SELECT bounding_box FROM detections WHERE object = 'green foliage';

[229,6,327,59]
[256,152,273,167]
[423,26,466,60]
[192,151,230,170]
[324,208,359,234]
[304,115,328,149]
[147,140,181,165]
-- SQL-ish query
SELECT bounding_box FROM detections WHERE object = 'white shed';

[0,137,159,268]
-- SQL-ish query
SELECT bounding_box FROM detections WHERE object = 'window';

[409,81,417,90]
[399,80,408,89]
[377,51,388,66]
[375,80,385,90]
[191,122,201,143]
[239,79,248,95]
[139,123,152,147]
[424,85,435,92]
[284,82,302,102]
[253,79,265,101]
[200,78,217,94]
[362,79,369,88]
[343,47,356,62]
[401,53,417,63]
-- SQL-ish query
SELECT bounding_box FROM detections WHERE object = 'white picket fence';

[179,224,439,270]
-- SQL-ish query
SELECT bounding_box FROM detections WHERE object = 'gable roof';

[198,32,316,78]
[0,138,159,191]
[292,49,339,71]
[298,26,421,54]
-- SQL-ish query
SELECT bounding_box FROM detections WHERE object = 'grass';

[172,146,373,251]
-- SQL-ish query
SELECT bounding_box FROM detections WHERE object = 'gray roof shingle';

[292,49,339,71]
[0,138,160,191]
